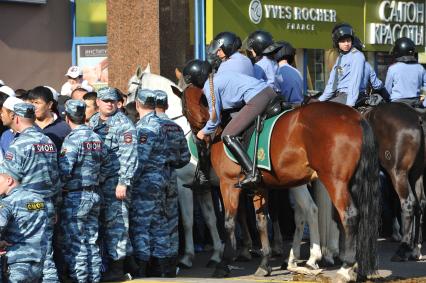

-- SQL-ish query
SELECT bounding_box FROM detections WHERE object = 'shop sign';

[367,0,425,45]
[77,44,108,88]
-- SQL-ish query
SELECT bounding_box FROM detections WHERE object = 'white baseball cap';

[3,97,24,111]
[44,86,59,101]
[65,66,83,79]
[0,86,16,97]
[0,80,4,86]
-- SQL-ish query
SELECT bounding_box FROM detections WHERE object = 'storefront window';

[375,52,394,82]
[306,49,325,93]
[75,0,106,37]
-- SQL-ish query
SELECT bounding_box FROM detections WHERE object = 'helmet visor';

[207,39,222,56]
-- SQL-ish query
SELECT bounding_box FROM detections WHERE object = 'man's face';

[0,174,9,195]
[338,37,352,52]
[67,77,83,90]
[31,98,52,120]
[84,99,98,122]
[97,99,118,117]
[1,108,14,127]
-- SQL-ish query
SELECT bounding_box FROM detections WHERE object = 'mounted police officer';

[246,30,278,88]
[207,31,254,77]
[1,98,60,283]
[318,23,365,106]
[385,37,426,106]
[183,60,277,190]
[272,41,303,103]
[89,87,138,282]
[352,37,390,103]
[59,100,112,283]
[154,89,190,276]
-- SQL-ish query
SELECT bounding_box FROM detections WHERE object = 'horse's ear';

[171,85,183,98]
[136,65,143,79]
[175,68,182,80]
[144,63,151,73]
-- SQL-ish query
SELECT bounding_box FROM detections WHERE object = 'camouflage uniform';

[155,90,190,258]
[0,186,48,283]
[59,100,112,283]
[2,102,60,282]
[89,91,138,262]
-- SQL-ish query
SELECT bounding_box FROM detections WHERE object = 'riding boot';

[100,259,131,282]
[184,136,211,192]
[223,135,261,188]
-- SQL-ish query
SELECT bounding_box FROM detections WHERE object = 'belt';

[62,185,97,195]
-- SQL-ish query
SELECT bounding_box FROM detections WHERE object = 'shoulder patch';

[139,134,148,144]
[83,141,102,151]
[5,152,13,161]
[34,143,56,153]
[26,201,45,211]
[124,132,133,144]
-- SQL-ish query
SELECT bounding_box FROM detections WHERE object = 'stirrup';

[234,171,261,189]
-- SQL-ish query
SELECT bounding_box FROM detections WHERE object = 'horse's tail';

[349,118,380,278]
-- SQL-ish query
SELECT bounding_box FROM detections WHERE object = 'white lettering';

[329,9,336,22]
[293,7,301,20]
[379,0,391,21]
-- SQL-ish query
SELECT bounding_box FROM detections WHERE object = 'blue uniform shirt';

[385,62,426,101]
[254,57,278,89]
[217,52,254,77]
[0,187,47,264]
[59,124,113,190]
[201,72,269,134]
[2,126,60,198]
[360,62,383,93]
[275,63,304,103]
[319,48,365,106]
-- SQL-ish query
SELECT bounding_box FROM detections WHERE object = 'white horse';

[127,65,224,268]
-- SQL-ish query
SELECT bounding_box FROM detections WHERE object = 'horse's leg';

[269,190,284,257]
[212,181,241,278]
[197,191,223,267]
[289,185,322,270]
[252,192,272,277]
[389,171,416,261]
[410,175,426,260]
[287,194,304,269]
[177,185,194,268]
[313,180,340,266]
[236,194,253,262]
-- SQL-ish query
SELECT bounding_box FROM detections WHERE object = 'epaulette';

[351,48,358,53]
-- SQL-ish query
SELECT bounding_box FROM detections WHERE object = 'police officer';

[246,30,277,88]
[131,89,170,277]
[207,31,254,76]
[89,87,138,282]
[0,168,48,283]
[0,98,60,282]
[59,100,112,283]
[318,23,365,106]
[183,60,277,189]
[154,90,190,276]
[385,37,426,106]
[272,41,304,103]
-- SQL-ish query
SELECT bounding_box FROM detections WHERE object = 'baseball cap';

[65,66,83,79]
[65,99,86,118]
[13,103,35,118]
[136,88,156,106]
[0,80,4,86]
[0,86,16,97]
[154,90,168,107]
[97,87,120,101]
[3,97,24,112]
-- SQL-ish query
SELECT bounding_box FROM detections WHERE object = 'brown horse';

[365,103,426,261]
[172,85,381,282]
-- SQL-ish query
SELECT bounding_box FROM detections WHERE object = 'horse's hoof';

[305,261,319,270]
[206,260,220,268]
[177,261,192,269]
[254,265,272,277]
[212,265,230,278]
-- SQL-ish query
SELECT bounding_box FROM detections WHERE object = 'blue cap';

[13,103,35,118]
[154,90,168,108]
[65,99,86,118]
[0,166,19,181]
[136,88,156,106]
[97,87,120,101]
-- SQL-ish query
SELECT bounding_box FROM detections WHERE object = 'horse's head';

[127,64,152,100]
[171,84,209,134]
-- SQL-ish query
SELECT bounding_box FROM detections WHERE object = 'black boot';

[223,135,261,188]
[150,257,169,277]
[100,259,131,282]
[184,136,211,192]
[124,255,141,278]
[134,259,148,278]
[166,256,178,278]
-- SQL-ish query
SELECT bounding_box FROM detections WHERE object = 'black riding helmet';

[390,37,417,62]
[182,60,212,89]
[272,41,296,63]
[332,23,354,48]
[208,32,242,58]
[247,30,274,56]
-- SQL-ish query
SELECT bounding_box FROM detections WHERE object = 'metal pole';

[200,0,206,60]
[194,0,200,59]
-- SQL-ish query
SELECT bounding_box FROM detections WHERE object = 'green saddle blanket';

[187,110,289,171]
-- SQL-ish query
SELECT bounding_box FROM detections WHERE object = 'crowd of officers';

[0,21,425,283]
[0,84,189,283]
